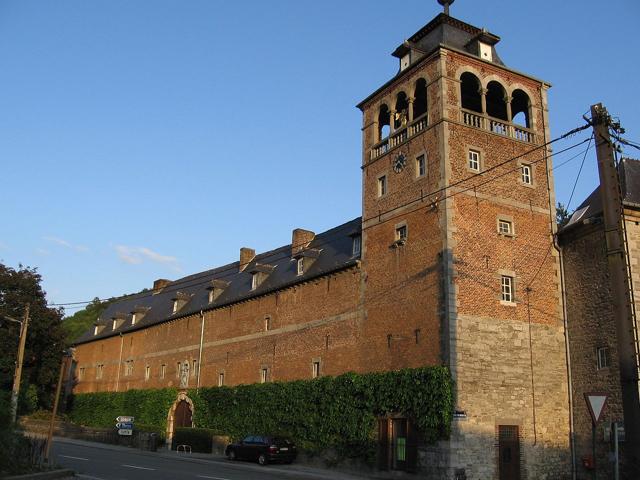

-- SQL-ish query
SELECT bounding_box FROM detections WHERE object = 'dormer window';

[207,279,230,304]
[111,315,125,331]
[400,53,411,71]
[249,263,275,291]
[479,42,492,61]
[94,324,105,336]
[171,292,192,314]
[352,235,362,256]
[297,258,304,276]
[130,306,149,326]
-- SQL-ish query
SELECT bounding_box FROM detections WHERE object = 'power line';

[51,126,591,309]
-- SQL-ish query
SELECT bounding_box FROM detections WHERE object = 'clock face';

[393,153,406,173]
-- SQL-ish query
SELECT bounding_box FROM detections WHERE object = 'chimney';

[292,229,315,257]
[153,278,171,294]
[240,247,255,272]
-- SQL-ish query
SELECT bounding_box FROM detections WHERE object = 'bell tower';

[357,3,570,478]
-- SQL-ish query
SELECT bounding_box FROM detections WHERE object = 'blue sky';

[0,0,638,314]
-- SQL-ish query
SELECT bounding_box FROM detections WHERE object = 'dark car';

[225,435,297,465]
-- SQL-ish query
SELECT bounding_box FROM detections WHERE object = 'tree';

[556,202,572,228]
[0,263,65,413]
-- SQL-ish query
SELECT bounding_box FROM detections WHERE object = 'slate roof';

[563,158,640,230]
[74,217,362,345]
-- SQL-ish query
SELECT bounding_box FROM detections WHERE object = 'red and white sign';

[584,392,608,424]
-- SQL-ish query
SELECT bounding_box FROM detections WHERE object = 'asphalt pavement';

[51,437,372,480]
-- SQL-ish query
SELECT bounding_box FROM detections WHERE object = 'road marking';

[76,475,105,480]
[197,476,232,480]
[121,464,156,471]
[59,455,89,461]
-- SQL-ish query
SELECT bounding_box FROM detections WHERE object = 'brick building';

[560,158,640,479]
[73,7,571,479]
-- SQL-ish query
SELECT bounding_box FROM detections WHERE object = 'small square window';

[498,219,513,236]
[352,235,361,256]
[416,154,426,177]
[312,361,321,378]
[521,164,533,185]
[468,150,480,171]
[396,225,408,242]
[261,368,268,383]
[501,275,514,303]
[597,347,610,369]
[297,257,304,276]
[377,175,387,197]
[218,372,225,387]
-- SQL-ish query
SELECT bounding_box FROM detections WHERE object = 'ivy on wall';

[68,388,177,429]
[68,367,452,453]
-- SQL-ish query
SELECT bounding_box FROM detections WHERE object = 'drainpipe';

[197,310,205,392]
[115,332,124,393]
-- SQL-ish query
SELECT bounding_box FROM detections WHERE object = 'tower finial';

[437,0,455,16]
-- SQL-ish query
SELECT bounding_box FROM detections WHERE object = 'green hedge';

[68,387,177,429]
[68,367,453,455]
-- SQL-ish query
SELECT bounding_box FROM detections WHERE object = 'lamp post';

[2,304,30,425]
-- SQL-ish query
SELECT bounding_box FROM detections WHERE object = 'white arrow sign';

[585,392,608,424]
[118,429,133,436]
[116,416,134,423]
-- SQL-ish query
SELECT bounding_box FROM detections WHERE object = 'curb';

[3,469,75,480]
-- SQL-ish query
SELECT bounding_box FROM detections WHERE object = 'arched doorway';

[174,400,192,428]
[166,392,194,447]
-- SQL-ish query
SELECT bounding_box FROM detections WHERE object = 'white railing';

[461,109,536,144]
[370,115,428,160]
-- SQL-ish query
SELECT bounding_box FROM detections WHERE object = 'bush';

[172,427,217,453]
[19,384,39,415]
[0,428,46,476]
[0,390,10,429]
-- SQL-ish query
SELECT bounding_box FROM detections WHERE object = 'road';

[51,438,365,480]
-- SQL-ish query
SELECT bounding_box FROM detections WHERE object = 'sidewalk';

[51,436,393,480]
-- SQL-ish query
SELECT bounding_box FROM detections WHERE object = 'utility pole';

[591,103,640,470]
[9,304,30,425]
[44,352,70,463]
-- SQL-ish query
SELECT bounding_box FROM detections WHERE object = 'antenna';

[437,0,455,15]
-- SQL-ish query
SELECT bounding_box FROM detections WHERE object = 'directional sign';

[116,422,134,429]
[118,429,133,436]
[585,392,608,424]
[116,416,134,423]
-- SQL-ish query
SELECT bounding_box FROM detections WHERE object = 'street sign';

[116,416,134,423]
[585,392,608,424]
[118,429,133,436]
[116,422,134,429]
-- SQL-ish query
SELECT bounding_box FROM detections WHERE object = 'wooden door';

[174,400,192,428]
[498,425,520,480]
[391,418,408,471]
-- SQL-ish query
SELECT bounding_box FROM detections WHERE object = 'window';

[260,368,268,383]
[264,316,271,331]
[468,150,480,171]
[597,347,610,369]
[94,325,100,336]
[297,257,304,276]
[416,154,426,177]
[160,364,166,379]
[78,367,85,380]
[312,361,321,378]
[352,235,361,256]
[125,360,134,377]
[501,275,515,303]
[396,225,408,242]
[251,273,258,290]
[145,365,150,381]
[498,219,513,236]
[191,360,197,377]
[172,300,178,314]
[176,362,181,379]
[208,289,215,303]
[96,364,104,380]
[218,372,225,387]
[131,313,137,325]
[377,175,387,197]
[521,164,532,185]
[112,319,118,330]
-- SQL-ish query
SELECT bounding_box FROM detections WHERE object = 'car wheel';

[258,453,268,466]
[228,450,236,461]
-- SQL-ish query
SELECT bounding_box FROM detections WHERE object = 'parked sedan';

[225,435,297,465]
